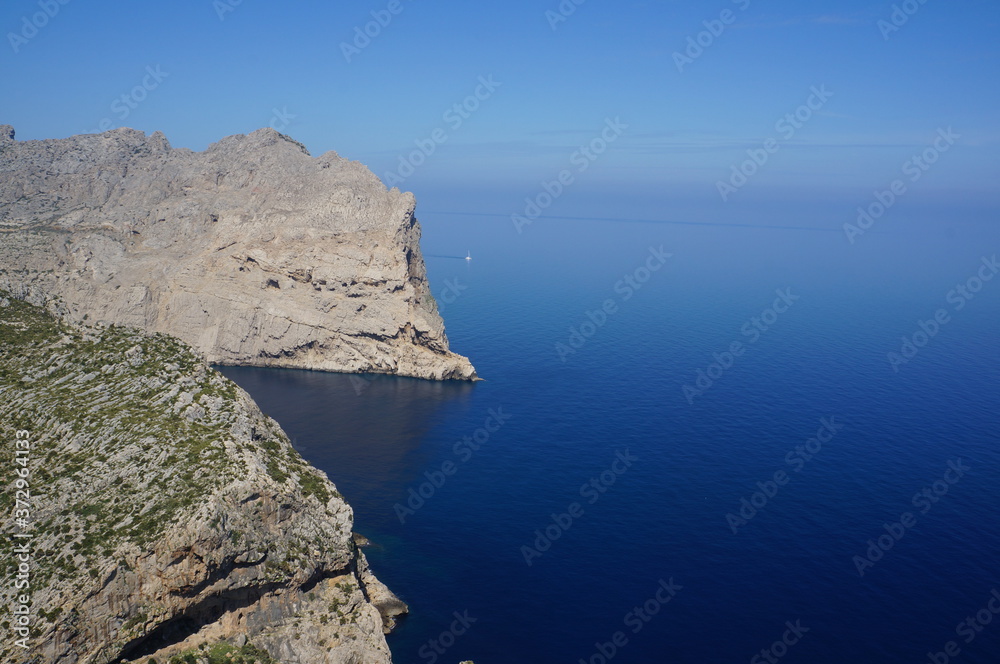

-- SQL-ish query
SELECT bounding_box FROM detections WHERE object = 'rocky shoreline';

[0,295,406,663]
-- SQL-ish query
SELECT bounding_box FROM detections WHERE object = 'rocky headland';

[0,125,476,381]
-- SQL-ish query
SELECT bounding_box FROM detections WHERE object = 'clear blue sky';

[2,0,998,209]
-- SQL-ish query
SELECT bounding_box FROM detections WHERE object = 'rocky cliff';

[0,295,407,664]
[0,125,476,381]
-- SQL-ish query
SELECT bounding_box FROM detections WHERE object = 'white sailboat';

[465,251,472,261]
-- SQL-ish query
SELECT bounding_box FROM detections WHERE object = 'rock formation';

[0,295,407,664]
[0,125,476,381]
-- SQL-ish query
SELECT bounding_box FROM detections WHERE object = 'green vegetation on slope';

[166,642,279,664]
[0,293,344,661]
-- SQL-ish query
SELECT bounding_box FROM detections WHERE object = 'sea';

[218,189,1000,664]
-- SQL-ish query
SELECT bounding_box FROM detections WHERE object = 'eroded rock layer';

[0,125,476,380]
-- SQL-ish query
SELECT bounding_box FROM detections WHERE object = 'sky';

[2,0,998,217]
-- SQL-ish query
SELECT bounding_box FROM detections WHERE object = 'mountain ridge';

[0,124,477,381]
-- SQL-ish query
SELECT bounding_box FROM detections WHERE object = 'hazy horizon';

[3,0,998,208]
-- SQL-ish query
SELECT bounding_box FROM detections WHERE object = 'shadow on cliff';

[216,366,475,527]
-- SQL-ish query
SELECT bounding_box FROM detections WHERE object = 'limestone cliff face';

[0,124,476,380]
[0,296,407,664]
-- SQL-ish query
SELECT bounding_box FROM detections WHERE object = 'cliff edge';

[0,125,476,381]
[0,295,407,664]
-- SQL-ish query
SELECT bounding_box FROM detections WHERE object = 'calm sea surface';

[220,205,1000,664]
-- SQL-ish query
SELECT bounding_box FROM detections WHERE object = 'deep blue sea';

[220,195,1000,664]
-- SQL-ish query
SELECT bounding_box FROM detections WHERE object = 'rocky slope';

[0,125,476,381]
[0,295,407,664]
